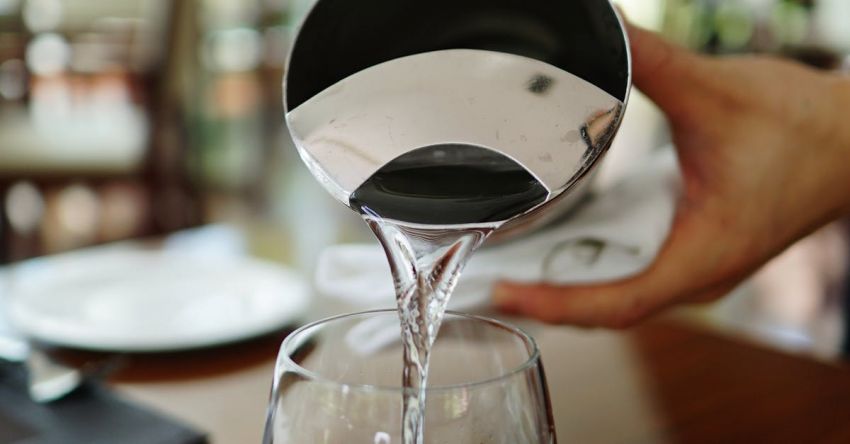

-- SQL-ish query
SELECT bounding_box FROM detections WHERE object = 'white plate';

[5,250,310,352]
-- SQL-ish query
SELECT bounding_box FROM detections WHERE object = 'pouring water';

[282,2,630,442]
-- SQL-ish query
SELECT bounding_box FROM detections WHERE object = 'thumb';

[624,21,701,116]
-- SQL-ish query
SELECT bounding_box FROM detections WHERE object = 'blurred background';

[0,0,848,357]
[0,0,294,264]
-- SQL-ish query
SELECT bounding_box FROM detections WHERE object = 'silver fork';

[0,270,86,402]
[0,332,84,403]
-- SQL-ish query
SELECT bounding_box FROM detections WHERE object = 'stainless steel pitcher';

[284,0,632,237]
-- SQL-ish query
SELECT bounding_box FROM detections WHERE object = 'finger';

[493,280,668,329]
[493,277,735,328]
[685,281,738,304]
[493,258,741,329]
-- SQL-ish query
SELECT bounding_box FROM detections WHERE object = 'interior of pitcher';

[285,0,629,111]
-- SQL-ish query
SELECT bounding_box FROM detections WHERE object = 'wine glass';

[264,309,556,443]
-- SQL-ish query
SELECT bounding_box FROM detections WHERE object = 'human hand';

[493,21,850,328]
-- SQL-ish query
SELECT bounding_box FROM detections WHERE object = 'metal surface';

[0,332,84,403]
[284,0,631,232]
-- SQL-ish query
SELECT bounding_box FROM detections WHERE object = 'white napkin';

[316,147,681,311]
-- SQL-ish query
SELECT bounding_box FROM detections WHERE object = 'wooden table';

[105,316,850,443]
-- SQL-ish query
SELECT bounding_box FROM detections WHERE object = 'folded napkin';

[316,147,681,311]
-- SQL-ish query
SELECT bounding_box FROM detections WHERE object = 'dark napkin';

[0,363,207,444]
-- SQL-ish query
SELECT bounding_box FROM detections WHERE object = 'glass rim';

[279,309,541,392]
